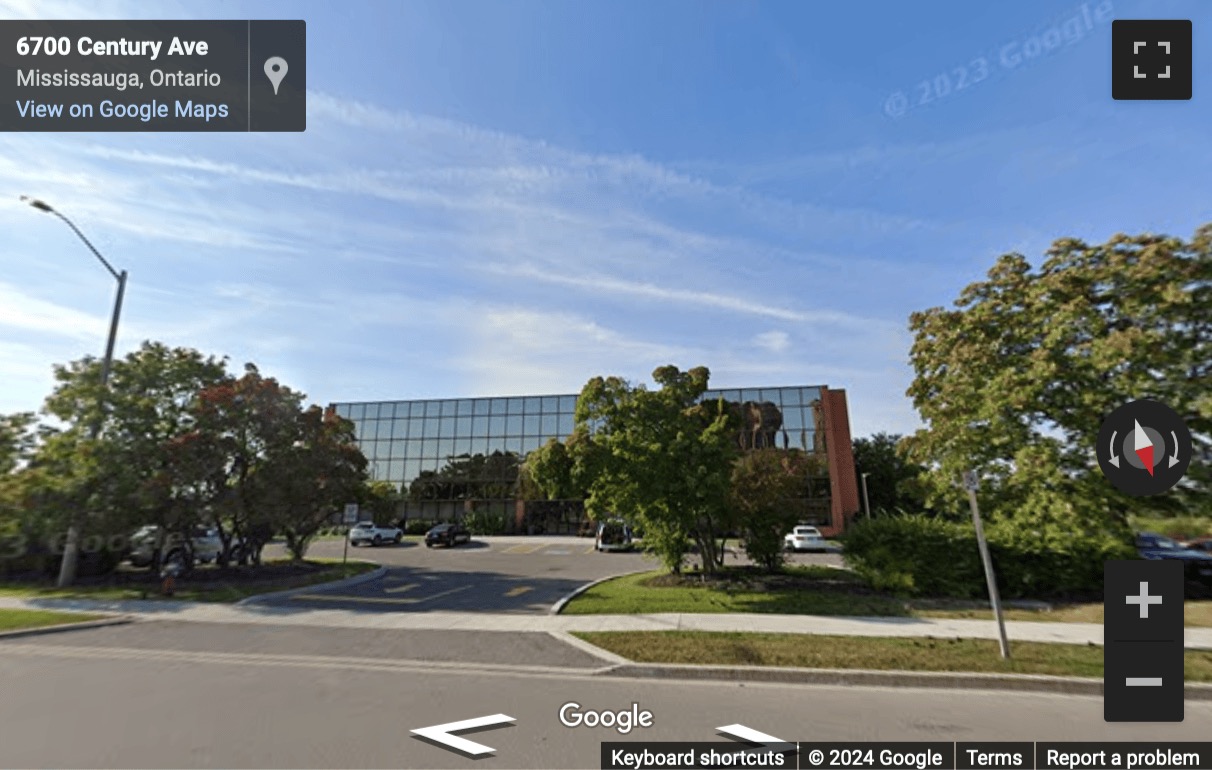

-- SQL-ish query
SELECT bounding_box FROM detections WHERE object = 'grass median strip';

[573,631,1212,682]
[561,568,1212,627]
[0,608,108,632]
[561,567,906,616]
[0,558,379,603]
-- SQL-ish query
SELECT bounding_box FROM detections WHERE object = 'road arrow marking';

[411,713,515,756]
[717,723,795,754]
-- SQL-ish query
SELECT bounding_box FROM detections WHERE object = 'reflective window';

[457,399,473,417]
[438,416,455,438]
[391,439,407,458]
[474,399,491,416]
[783,409,804,431]
[441,400,457,418]
[542,396,559,412]
[508,397,525,415]
[761,389,782,404]
[333,403,351,418]
[489,415,506,436]
[506,415,523,435]
[557,414,574,436]
[437,438,454,460]
[471,436,490,455]
[490,398,509,416]
[523,415,540,435]
[739,390,758,403]
[503,435,523,453]
[406,439,421,458]
[541,413,560,436]
[452,437,472,456]
[372,460,388,481]
[455,417,472,436]
[803,387,821,404]
[524,397,541,413]
[472,416,489,437]
[388,460,403,481]
[420,417,437,438]
[521,436,542,454]
[350,404,365,420]
[485,437,509,455]
[420,439,438,459]
[403,460,420,484]
[387,418,404,439]
[559,395,577,412]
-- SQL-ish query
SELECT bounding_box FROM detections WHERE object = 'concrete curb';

[601,663,1212,700]
[549,569,655,615]
[234,563,386,606]
[0,614,134,640]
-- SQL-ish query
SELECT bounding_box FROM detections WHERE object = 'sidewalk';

[2,596,1210,649]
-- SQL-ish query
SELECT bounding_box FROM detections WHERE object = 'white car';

[784,525,825,552]
[348,521,403,546]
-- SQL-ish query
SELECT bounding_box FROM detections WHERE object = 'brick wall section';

[821,387,860,537]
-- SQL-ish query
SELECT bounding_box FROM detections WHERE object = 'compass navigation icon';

[1098,400,1192,496]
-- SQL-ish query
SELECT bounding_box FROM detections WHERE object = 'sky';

[1,0,1210,439]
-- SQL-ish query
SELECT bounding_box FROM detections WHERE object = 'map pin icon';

[264,57,288,95]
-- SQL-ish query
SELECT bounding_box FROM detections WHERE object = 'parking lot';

[261,536,843,614]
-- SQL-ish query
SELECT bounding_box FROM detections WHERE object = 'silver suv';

[127,525,223,569]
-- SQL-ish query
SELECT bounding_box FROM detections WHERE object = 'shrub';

[403,519,434,535]
[843,515,983,597]
[464,510,506,536]
[844,510,1137,599]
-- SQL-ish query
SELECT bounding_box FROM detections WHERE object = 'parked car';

[425,522,471,548]
[1182,537,1212,555]
[348,521,403,546]
[127,525,222,570]
[1136,532,1212,595]
[784,525,825,552]
[594,520,633,552]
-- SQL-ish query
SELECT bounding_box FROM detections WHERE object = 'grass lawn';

[0,558,379,603]
[562,568,1212,628]
[0,608,108,632]
[561,567,908,617]
[574,631,1212,682]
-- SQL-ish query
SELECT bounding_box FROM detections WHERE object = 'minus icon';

[1125,677,1163,686]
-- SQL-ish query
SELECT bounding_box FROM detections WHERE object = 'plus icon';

[1126,581,1163,618]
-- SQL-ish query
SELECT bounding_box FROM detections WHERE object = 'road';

[260,536,842,614]
[1,624,1208,769]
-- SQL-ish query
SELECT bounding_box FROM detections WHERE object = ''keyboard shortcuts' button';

[1104,559,1185,722]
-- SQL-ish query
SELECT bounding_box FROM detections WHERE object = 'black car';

[1136,532,1212,596]
[425,522,471,548]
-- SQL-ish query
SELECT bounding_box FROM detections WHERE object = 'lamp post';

[860,472,871,520]
[22,196,128,588]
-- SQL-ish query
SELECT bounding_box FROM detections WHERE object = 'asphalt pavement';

[258,536,841,614]
[0,636,1207,769]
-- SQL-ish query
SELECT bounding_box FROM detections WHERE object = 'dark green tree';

[851,433,927,515]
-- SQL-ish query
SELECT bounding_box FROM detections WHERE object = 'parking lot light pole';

[22,196,128,588]
[860,472,871,519]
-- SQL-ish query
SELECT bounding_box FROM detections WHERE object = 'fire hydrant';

[160,561,184,596]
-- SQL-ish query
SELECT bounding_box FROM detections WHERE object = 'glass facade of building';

[331,385,834,531]
[333,386,824,489]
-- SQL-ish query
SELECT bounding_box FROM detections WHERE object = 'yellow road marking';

[584,546,597,553]
[292,585,472,605]
[504,586,533,597]
[503,544,542,554]
[384,583,419,594]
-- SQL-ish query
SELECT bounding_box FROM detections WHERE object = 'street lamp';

[860,472,872,520]
[21,196,128,588]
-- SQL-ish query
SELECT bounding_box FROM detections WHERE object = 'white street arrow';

[411,714,515,756]
[1108,430,1120,468]
[717,723,795,754]
[1169,431,1181,468]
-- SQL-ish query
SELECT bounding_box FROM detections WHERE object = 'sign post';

[963,471,1010,659]
[342,503,359,568]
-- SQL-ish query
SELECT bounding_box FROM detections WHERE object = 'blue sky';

[2,0,1209,438]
